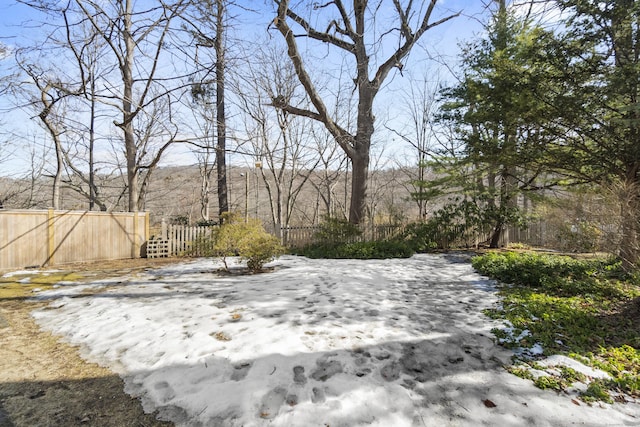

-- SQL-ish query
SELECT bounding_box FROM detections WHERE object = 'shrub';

[242,233,285,271]
[556,220,602,253]
[581,380,613,403]
[400,221,438,252]
[169,214,189,225]
[293,216,414,259]
[312,216,362,245]
[213,212,284,272]
[196,219,218,227]
[295,239,413,259]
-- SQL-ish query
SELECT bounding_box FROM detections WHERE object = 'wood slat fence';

[277,223,546,249]
[147,222,216,258]
[0,209,148,270]
[146,220,548,258]
[276,224,406,248]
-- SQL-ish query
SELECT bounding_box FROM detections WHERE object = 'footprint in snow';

[293,366,307,385]
[311,356,343,382]
[258,386,287,419]
[153,381,176,403]
[311,387,326,403]
[230,362,252,381]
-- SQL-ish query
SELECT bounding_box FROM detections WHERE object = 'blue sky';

[0,0,490,65]
[0,0,495,177]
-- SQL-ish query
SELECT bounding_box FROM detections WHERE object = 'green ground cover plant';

[474,251,640,403]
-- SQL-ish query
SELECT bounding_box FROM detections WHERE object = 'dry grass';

[0,257,184,427]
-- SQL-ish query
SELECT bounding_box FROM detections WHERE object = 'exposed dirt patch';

[0,257,184,427]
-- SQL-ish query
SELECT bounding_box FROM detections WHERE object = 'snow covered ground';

[28,254,640,426]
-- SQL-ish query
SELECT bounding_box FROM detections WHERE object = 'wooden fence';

[113,215,574,258]
[146,223,407,257]
[0,207,556,270]
[277,224,406,248]
[277,222,547,249]
[147,222,215,258]
[0,209,148,270]
[145,220,549,259]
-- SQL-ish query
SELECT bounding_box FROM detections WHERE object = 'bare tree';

[59,10,112,211]
[74,0,191,212]
[186,102,217,222]
[235,45,321,234]
[184,0,253,222]
[308,127,348,223]
[12,0,194,212]
[272,0,460,223]
[387,73,442,220]
[213,0,229,218]
[14,56,82,209]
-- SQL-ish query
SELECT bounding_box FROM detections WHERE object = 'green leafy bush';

[400,222,439,252]
[242,233,285,272]
[292,216,414,259]
[295,239,413,259]
[534,375,565,391]
[312,216,362,245]
[556,221,602,253]
[212,212,284,272]
[581,380,613,403]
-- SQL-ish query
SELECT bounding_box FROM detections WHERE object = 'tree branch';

[373,3,461,87]
[274,0,355,157]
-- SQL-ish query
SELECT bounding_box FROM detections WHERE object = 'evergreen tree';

[436,1,556,247]
[541,0,640,269]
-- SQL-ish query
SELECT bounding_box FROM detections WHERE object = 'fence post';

[161,218,167,240]
[47,208,55,266]
[145,212,150,243]
[132,212,139,258]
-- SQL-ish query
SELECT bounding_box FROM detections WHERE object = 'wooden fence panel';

[0,210,49,269]
[0,209,148,270]
[277,225,406,248]
[147,223,216,258]
[276,222,547,249]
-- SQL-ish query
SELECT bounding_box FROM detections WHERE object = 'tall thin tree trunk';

[52,136,63,210]
[89,74,96,211]
[215,0,228,219]
[38,85,63,210]
[123,0,138,212]
[349,85,374,224]
[349,151,369,224]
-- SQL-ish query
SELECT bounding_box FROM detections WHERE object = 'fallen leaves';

[483,399,497,408]
[211,331,231,341]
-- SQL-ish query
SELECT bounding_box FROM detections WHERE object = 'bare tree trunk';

[35,83,64,210]
[52,134,63,209]
[200,159,212,221]
[215,0,229,219]
[89,74,96,210]
[120,0,138,212]
[488,170,504,248]
[349,148,370,224]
